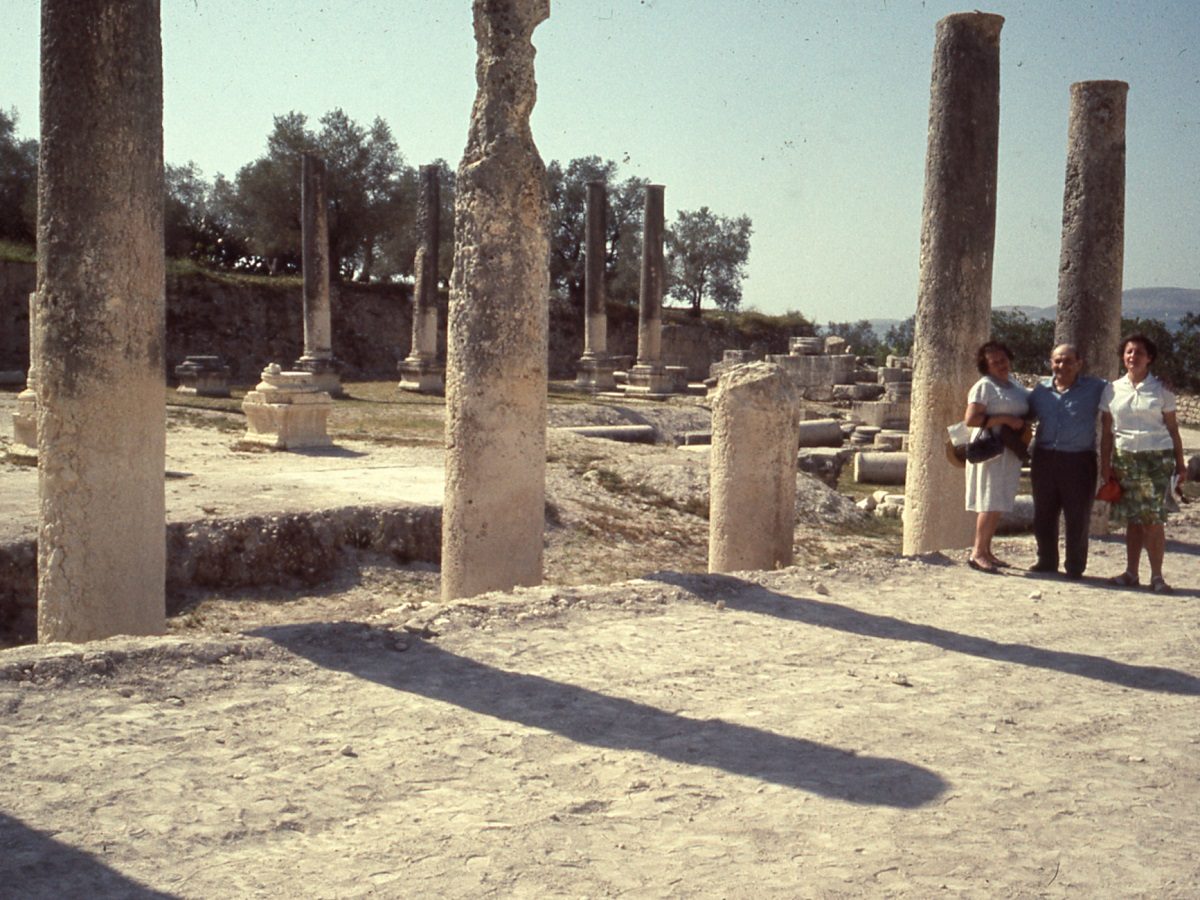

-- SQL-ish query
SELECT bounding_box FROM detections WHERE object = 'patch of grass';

[167,258,299,290]
[0,240,35,264]
[167,408,243,434]
[584,465,709,519]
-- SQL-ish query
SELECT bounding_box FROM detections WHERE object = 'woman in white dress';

[964,341,1029,573]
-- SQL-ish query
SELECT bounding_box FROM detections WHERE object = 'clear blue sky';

[3,1,1198,323]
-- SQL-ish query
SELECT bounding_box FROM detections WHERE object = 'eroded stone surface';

[708,363,800,573]
[36,0,167,642]
[442,0,551,601]
[904,11,1003,556]
[1055,80,1128,380]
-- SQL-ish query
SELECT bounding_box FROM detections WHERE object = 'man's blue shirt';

[1027,375,1111,452]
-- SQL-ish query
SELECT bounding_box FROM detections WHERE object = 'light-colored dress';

[965,375,1029,513]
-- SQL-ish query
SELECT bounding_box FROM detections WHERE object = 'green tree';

[546,156,647,307]
[989,309,1055,374]
[821,320,882,360]
[884,316,915,357]
[376,158,456,287]
[1117,316,1200,392]
[665,206,752,317]
[0,108,37,244]
[228,109,411,278]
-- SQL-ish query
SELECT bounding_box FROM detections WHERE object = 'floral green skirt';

[1111,449,1176,525]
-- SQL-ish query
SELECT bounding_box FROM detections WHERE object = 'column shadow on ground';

[0,812,177,899]
[254,623,948,809]
[648,572,1200,695]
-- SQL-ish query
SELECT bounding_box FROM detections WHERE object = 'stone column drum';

[294,152,342,396]
[36,0,167,641]
[399,164,445,393]
[442,0,551,601]
[627,184,673,395]
[575,180,615,391]
[709,363,801,573]
[1055,80,1128,380]
[903,12,1004,557]
[12,292,38,453]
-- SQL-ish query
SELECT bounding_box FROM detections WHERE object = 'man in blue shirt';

[1026,343,1114,578]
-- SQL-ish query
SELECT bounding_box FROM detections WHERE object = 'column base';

[174,355,232,398]
[12,388,37,452]
[398,357,445,394]
[293,354,344,398]
[625,363,675,397]
[242,365,334,450]
[575,356,616,392]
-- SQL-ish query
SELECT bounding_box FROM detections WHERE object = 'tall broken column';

[1055,80,1128,379]
[903,11,1004,557]
[399,164,445,393]
[708,363,800,573]
[442,0,551,601]
[575,180,615,391]
[36,0,166,642]
[626,184,673,395]
[294,152,342,397]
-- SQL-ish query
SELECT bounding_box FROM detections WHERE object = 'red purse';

[1096,475,1122,503]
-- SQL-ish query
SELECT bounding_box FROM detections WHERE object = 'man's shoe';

[1028,562,1057,574]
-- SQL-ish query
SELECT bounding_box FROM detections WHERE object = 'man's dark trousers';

[1030,447,1097,576]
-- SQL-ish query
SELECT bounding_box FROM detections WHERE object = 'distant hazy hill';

[867,287,1197,336]
[998,287,1198,329]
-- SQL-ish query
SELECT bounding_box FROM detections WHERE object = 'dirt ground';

[2,387,1199,897]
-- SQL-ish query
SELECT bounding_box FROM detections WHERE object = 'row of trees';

[820,310,1200,392]
[2,105,752,316]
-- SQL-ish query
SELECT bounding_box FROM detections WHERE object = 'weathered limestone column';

[294,152,342,396]
[626,183,673,395]
[36,0,166,641]
[575,180,615,391]
[442,0,551,601]
[398,164,445,393]
[1055,80,1128,380]
[709,363,800,573]
[12,292,38,453]
[903,11,1003,557]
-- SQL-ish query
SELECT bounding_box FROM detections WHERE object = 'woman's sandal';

[1108,571,1139,587]
[1150,576,1173,595]
[968,555,1000,574]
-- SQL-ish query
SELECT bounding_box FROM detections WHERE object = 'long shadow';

[0,812,177,899]
[649,573,1200,695]
[255,623,947,809]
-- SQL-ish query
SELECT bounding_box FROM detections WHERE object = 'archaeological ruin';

[903,11,1004,557]
[441,0,551,602]
[35,0,168,642]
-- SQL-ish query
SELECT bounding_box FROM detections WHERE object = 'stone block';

[242,364,333,449]
[175,355,231,397]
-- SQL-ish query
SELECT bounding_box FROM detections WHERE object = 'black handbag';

[965,429,1004,464]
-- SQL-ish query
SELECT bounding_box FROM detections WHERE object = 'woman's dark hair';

[976,341,1014,375]
[1119,333,1157,364]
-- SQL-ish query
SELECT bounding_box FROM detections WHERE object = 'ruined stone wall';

[0,261,35,372]
[2,260,792,382]
[1176,393,1200,427]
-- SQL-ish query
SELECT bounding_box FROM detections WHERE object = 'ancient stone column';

[626,183,673,395]
[903,11,1004,557]
[399,164,445,393]
[12,292,38,453]
[709,363,800,573]
[36,0,166,642]
[575,180,615,391]
[1055,81,1128,380]
[442,0,550,601]
[294,152,342,396]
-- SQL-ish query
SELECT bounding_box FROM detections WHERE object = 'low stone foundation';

[0,503,441,646]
